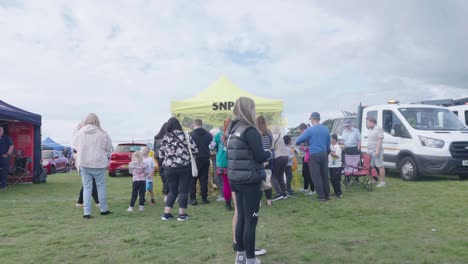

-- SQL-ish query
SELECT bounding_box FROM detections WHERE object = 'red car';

[42,150,70,174]
[108,143,147,177]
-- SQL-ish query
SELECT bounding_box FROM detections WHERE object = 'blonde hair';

[233,97,258,130]
[131,150,144,163]
[83,113,102,130]
[141,146,150,157]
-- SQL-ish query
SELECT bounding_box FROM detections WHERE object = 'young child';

[283,135,296,196]
[127,150,149,212]
[329,134,343,198]
[141,146,157,205]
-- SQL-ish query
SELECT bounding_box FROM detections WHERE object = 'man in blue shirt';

[0,126,14,190]
[341,119,361,155]
[296,112,331,201]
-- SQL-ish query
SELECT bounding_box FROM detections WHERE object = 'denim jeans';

[80,167,108,215]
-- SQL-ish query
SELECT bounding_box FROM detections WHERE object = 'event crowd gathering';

[0,97,386,264]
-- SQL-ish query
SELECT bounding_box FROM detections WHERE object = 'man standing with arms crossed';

[0,126,14,191]
[296,112,331,202]
[366,117,386,187]
[189,119,213,205]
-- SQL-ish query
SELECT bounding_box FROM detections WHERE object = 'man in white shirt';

[366,117,386,187]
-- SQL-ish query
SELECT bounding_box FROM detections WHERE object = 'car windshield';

[42,151,53,159]
[115,145,143,153]
[399,107,465,131]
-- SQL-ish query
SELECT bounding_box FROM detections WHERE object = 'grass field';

[0,169,467,264]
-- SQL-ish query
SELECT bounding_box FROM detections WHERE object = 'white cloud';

[1,0,467,145]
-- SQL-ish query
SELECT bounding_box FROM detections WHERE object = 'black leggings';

[231,182,262,259]
[329,167,342,195]
[78,178,99,204]
[165,167,191,209]
[272,156,288,196]
[130,181,146,207]
[156,157,169,195]
[302,161,314,191]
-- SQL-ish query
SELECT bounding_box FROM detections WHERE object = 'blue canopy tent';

[0,100,42,183]
[42,137,66,151]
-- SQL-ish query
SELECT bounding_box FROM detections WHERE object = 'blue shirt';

[295,124,330,154]
[0,135,13,156]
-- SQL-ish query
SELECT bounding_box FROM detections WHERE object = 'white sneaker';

[246,258,261,264]
[298,188,305,192]
[95,203,100,208]
[376,182,386,188]
[139,206,145,211]
[216,196,225,202]
[75,203,83,208]
[305,191,315,196]
[127,207,133,212]
[254,248,267,256]
[164,196,167,202]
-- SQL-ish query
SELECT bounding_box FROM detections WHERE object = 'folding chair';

[343,153,378,191]
[8,157,31,185]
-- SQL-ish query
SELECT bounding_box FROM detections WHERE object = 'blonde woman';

[227,97,271,264]
[72,113,113,219]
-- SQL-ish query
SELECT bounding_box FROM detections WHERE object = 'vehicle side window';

[383,110,411,138]
[465,111,468,126]
[452,111,458,116]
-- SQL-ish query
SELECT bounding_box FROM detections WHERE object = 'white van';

[359,103,468,180]
[448,105,468,127]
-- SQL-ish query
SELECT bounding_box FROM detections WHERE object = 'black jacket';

[190,127,213,159]
[226,120,271,185]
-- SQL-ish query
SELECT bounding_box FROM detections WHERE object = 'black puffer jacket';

[226,120,271,184]
[190,127,213,159]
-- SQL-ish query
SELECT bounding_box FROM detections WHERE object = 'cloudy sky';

[1,0,467,145]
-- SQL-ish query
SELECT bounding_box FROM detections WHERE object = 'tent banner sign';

[212,101,235,111]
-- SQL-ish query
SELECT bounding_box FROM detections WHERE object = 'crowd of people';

[70,97,386,264]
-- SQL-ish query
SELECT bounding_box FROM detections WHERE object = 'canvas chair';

[343,153,378,191]
[8,157,31,185]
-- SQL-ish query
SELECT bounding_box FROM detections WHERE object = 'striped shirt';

[261,130,273,150]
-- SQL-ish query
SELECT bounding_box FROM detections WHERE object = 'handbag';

[185,133,198,177]
[260,168,272,191]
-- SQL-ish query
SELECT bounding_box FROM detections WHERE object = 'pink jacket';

[72,125,112,168]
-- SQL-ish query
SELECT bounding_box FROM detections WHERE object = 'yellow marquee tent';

[171,76,284,130]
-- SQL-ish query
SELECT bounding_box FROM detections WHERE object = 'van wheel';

[51,166,56,174]
[459,174,468,180]
[399,157,420,181]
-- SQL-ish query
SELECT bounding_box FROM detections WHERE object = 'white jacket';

[72,125,112,168]
[272,134,289,157]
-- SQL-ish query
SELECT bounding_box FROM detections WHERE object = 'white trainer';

[376,182,386,188]
[139,206,145,211]
[127,207,133,212]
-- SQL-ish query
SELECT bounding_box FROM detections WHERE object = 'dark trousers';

[302,161,314,191]
[190,158,210,200]
[272,156,288,196]
[0,157,9,188]
[231,182,262,259]
[308,152,330,200]
[165,167,191,209]
[78,178,99,204]
[285,166,293,193]
[329,167,342,195]
[130,181,146,207]
[156,157,169,195]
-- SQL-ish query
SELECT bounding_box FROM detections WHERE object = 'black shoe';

[189,199,198,206]
[201,199,210,204]
[273,194,284,201]
[100,210,113,215]
[161,213,174,221]
[288,191,296,196]
[83,215,91,219]
[332,193,343,198]
[177,213,190,221]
